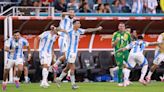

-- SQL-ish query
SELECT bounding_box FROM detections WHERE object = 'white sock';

[42,68,49,82]
[59,71,67,80]
[67,70,71,77]
[147,71,153,78]
[24,76,28,82]
[70,74,75,85]
[123,68,131,81]
[110,66,119,78]
[140,65,148,80]
[113,66,119,71]
[55,59,62,66]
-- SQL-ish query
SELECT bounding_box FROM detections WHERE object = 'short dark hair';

[119,22,125,25]
[138,35,143,39]
[13,30,20,34]
[73,20,79,24]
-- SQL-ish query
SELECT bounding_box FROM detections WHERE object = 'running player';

[2,30,31,91]
[116,35,162,86]
[34,25,63,88]
[55,20,102,89]
[146,32,164,83]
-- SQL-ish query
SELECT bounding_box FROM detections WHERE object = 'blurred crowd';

[0,0,163,14]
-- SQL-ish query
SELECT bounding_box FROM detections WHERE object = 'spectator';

[67,0,79,12]
[144,0,158,14]
[120,0,131,13]
[79,2,92,13]
[93,0,102,11]
[111,0,121,13]
[54,0,67,12]
[131,0,144,13]
[104,3,112,13]
[32,0,42,7]
[96,4,104,13]
[42,0,54,6]
[20,0,32,6]
[160,0,164,12]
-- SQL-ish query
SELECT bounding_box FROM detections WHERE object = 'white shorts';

[66,52,77,63]
[58,37,68,53]
[39,51,52,66]
[153,52,164,65]
[126,53,148,68]
[4,58,24,69]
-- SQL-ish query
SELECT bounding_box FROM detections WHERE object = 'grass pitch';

[1,82,164,92]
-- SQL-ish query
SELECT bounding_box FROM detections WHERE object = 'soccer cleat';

[15,80,20,88]
[55,78,61,88]
[2,83,6,91]
[145,76,151,83]
[139,79,147,86]
[160,76,164,82]
[72,84,79,90]
[117,83,124,87]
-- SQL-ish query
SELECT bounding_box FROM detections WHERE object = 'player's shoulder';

[125,31,131,35]
[112,31,119,36]
[160,32,164,37]
[20,37,28,41]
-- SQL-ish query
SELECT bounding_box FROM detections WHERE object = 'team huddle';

[1,9,164,91]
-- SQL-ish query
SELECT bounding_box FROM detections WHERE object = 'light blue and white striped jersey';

[125,40,149,53]
[59,15,73,37]
[132,0,143,13]
[67,28,85,54]
[5,37,29,60]
[39,31,58,54]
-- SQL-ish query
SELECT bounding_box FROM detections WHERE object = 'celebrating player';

[116,35,162,86]
[2,30,31,91]
[146,32,164,83]
[55,20,102,89]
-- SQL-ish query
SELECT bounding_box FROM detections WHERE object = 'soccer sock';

[110,66,119,78]
[67,70,71,77]
[123,68,130,81]
[70,74,75,85]
[140,65,148,80]
[55,59,62,66]
[42,68,49,82]
[24,76,28,82]
[118,68,123,83]
[147,71,153,78]
[59,71,67,81]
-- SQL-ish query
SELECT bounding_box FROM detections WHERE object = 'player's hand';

[97,26,103,31]
[27,54,32,61]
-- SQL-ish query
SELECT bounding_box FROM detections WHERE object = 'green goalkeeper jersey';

[112,31,131,52]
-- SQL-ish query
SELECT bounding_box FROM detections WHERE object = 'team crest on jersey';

[123,34,128,40]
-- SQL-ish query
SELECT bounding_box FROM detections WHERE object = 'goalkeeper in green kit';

[112,22,131,86]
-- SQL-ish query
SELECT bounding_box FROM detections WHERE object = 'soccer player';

[34,25,62,88]
[132,0,144,13]
[116,35,162,86]
[112,22,131,86]
[55,20,102,89]
[53,9,75,80]
[146,32,164,83]
[2,30,31,91]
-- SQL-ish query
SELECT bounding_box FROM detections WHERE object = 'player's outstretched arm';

[148,42,163,46]
[85,26,103,33]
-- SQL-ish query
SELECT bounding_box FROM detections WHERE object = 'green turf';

[1,82,164,92]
